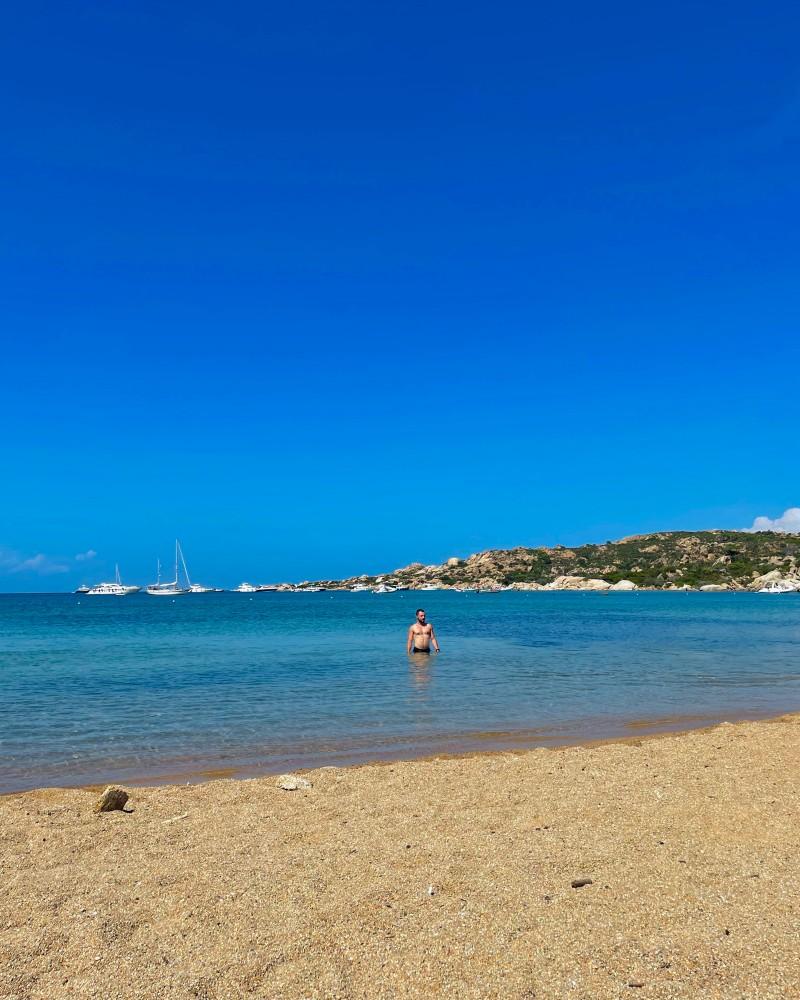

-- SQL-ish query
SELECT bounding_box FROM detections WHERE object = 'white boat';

[146,541,190,596]
[758,580,798,594]
[373,584,396,593]
[74,584,90,594]
[233,582,258,593]
[300,586,324,593]
[86,581,127,596]
[350,584,370,592]
[87,564,137,596]
[188,583,215,594]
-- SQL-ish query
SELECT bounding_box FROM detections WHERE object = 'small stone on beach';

[571,877,593,888]
[93,786,129,813]
[276,774,313,791]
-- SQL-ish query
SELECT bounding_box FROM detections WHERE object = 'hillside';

[307,531,800,591]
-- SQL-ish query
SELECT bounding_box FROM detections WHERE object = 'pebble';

[276,774,313,791]
[571,877,593,888]
[93,786,129,813]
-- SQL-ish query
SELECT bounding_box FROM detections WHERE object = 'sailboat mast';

[177,540,192,588]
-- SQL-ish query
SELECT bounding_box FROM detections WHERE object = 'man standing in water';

[407,608,440,654]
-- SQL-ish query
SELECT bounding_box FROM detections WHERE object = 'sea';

[2,590,800,794]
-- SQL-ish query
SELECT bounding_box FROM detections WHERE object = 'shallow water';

[1,591,799,792]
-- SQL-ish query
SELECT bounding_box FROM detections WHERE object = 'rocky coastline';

[276,529,800,593]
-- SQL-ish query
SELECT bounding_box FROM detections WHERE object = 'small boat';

[758,580,798,594]
[146,541,190,596]
[256,585,278,592]
[350,584,370,592]
[373,584,396,593]
[233,582,258,593]
[74,585,90,594]
[300,586,324,593]
[188,583,215,594]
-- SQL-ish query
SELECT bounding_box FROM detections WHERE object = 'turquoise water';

[2,591,800,793]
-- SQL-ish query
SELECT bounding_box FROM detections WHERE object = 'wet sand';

[2,714,799,998]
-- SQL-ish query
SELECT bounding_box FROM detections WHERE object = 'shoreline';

[3,711,799,998]
[4,705,796,798]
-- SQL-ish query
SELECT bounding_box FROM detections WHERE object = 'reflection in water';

[408,652,433,701]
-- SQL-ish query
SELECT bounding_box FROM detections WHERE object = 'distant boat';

[300,586,324,593]
[146,541,190,596]
[188,583,215,594]
[373,584,396,593]
[86,564,138,596]
[233,582,258,593]
[74,585,90,594]
[758,580,798,594]
[350,584,370,592]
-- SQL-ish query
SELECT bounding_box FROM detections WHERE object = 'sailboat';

[116,564,140,595]
[146,541,191,596]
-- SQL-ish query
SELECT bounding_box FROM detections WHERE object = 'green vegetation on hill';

[311,530,800,590]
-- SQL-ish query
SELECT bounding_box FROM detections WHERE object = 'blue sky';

[2,1,799,590]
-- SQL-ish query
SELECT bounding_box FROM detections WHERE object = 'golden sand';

[2,715,799,999]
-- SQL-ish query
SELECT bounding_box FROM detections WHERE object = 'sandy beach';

[2,715,799,999]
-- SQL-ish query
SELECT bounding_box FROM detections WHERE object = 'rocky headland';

[291,530,800,593]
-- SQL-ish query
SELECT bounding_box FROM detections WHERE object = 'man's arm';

[407,625,415,653]
[430,625,440,653]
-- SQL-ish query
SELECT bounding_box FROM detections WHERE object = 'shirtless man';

[407,608,440,654]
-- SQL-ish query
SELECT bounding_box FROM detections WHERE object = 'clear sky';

[2,1,799,590]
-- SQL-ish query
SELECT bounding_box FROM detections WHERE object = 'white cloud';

[748,507,800,534]
[75,549,97,562]
[0,548,70,575]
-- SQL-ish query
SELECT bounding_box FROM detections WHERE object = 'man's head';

[416,608,426,623]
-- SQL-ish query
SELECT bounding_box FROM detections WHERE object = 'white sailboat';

[116,564,140,595]
[146,541,191,596]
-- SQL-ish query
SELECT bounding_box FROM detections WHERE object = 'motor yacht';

[233,582,258,593]
[87,564,138,596]
[86,581,127,596]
